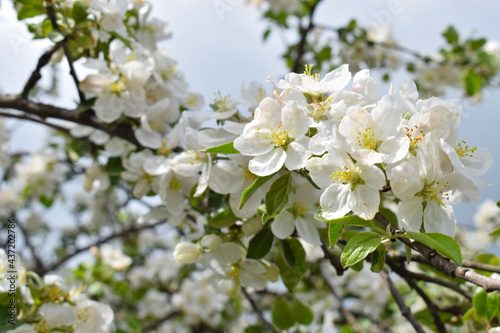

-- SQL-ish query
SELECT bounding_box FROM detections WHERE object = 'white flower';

[271,178,324,245]
[96,244,132,271]
[74,295,114,333]
[6,325,36,333]
[234,91,310,176]
[83,165,110,193]
[137,289,171,319]
[306,147,385,220]
[174,242,201,264]
[389,136,478,236]
[268,64,351,95]
[39,303,77,328]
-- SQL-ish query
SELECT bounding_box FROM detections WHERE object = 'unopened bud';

[173,242,201,264]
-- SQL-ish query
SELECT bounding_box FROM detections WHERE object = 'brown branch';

[21,41,64,99]
[319,269,369,333]
[386,252,472,300]
[376,213,500,292]
[16,217,46,274]
[386,259,447,333]
[0,110,71,134]
[462,260,500,274]
[321,241,345,275]
[39,220,166,275]
[0,94,140,147]
[241,287,280,333]
[142,311,180,332]
[45,0,86,103]
[380,269,426,333]
[291,0,323,73]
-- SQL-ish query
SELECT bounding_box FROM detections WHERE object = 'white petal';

[423,202,456,236]
[320,184,351,220]
[285,138,309,171]
[398,197,423,232]
[271,210,295,239]
[249,149,287,176]
[296,217,321,245]
[233,130,274,156]
[281,101,309,139]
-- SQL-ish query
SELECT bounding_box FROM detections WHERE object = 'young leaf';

[262,172,292,223]
[328,223,343,248]
[272,298,295,330]
[208,207,238,228]
[201,141,239,154]
[247,228,274,259]
[290,299,313,325]
[396,232,462,265]
[275,238,308,291]
[48,30,65,43]
[341,232,384,268]
[239,172,277,210]
[370,244,386,273]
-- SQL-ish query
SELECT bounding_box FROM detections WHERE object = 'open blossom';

[234,90,310,176]
[389,136,478,236]
[306,147,385,220]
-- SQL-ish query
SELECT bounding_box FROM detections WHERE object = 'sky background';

[1,0,499,231]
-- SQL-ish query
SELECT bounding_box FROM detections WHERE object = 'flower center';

[268,124,291,148]
[405,125,425,155]
[330,166,364,190]
[310,95,333,123]
[170,177,182,192]
[288,202,309,219]
[304,64,320,82]
[357,128,379,150]
[417,181,450,207]
[110,80,126,95]
[456,140,477,158]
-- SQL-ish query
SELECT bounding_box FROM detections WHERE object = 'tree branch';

[241,287,280,333]
[380,269,426,333]
[21,41,64,99]
[321,241,345,275]
[0,94,140,147]
[45,0,86,103]
[376,213,500,292]
[39,220,166,275]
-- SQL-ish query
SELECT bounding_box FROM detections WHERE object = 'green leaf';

[473,288,499,320]
[263,28,272,41]
[462,307,475,322]
[208,207,238,228]
[405,244,412,265]
[202,142,239,154]
[370,244,386,273]
[247,228,274,259]
[40,195,54,208]
[17,4,46,20]
[341,232,384,268]
[106,157,125,176]
[239,172,277,210]
[262,172,293,223]
[316,46,332,64]
[475,253,500,277]
[72,2,89,23]
[189,183,208,208]
[48,30,65,43]
[443,26,459,44]
[291,299,313,325]
[395,232,462,265]
[74,97,96,113]
[276,238,308,291]
[272,298,295,330]
[468,38,487,51]
[379,207,398,227]
[490,226,500,237]
[464,69,482,96]
[328,223,343,248]
[314,207,372,227]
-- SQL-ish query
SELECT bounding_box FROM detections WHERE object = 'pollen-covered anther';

[357,127,378,150]
[268,124,291,147]
[456,140,477,158]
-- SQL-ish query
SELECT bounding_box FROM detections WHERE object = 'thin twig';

[45,0,86,103]
[142,311,180,332]
[380,269,426,333]
[21,41,64,99]
[241,287,279,333]
[16,217,46,274]
[292,0,323,73]
[321,241,345,275]
[40,220,166,275]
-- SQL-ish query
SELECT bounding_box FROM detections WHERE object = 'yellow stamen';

[456,140,477,158]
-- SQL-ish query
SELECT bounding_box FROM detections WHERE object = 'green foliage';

[328,222,343,248]
[276,238,308,291]
[208,207,239,228]
[272,297,313,330]
[239,172,277,209]
[474,254,500,277]
[341,232,384,268]
[247,228,274,259]
[474,288,499,321]
[262,172,293,223]
[394,232,462,265]
[202,142,240,154]
[370,244,386,273]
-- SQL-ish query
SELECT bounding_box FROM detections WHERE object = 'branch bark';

[241,287,280,333]
[376,213,500,292]
[0,94,140,147]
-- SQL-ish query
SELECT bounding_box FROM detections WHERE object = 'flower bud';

[200,234,221,251]
[173,242,201,264]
